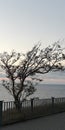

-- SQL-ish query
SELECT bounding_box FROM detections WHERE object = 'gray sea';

[0,83,65,101]
[29,83,65,99]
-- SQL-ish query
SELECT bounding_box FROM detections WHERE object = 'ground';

[1,112,65,130]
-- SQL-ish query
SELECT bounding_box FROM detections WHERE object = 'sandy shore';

[1,112,65,130]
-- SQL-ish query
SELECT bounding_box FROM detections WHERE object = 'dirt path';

[1,112,65,130]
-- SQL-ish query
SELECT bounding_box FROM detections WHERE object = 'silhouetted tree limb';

[0,42,64,110]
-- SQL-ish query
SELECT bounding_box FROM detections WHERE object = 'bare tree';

[0,42,64,109]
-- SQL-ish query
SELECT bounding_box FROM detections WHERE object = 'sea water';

[30,83,65,99]
[0,83,65,101]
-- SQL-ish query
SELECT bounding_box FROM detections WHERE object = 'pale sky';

[0,0,65,84]
[0,0,65,53]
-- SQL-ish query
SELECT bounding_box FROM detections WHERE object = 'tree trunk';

[14,96,22,111]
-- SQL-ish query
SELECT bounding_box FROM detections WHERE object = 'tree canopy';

[0,42,65,109]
